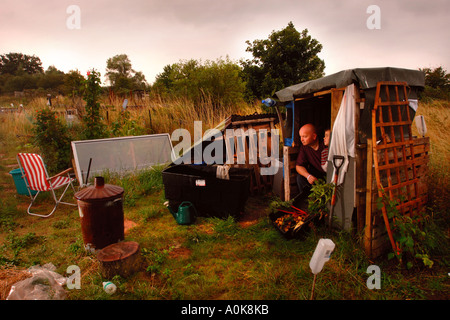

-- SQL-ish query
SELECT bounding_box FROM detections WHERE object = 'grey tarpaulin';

[274,67,425,102]
[274,67,425,143]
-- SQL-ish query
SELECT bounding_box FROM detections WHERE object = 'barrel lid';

[74,176,124,201]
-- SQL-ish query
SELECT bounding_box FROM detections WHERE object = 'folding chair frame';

[17,154,77,218]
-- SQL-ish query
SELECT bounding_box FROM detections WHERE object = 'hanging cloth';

[328,83,356,185]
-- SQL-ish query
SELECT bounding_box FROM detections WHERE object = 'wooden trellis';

[371,81,429,253]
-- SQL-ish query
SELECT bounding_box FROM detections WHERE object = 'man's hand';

[297,166,318,185]
[306,174,317,185]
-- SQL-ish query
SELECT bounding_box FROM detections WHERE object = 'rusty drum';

[74,176,124,252]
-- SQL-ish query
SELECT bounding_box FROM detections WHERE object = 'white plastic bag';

[6,263,67,300]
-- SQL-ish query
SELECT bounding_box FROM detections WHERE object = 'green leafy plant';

[110,110,146,137]
[267,197,293,214]
[307,179,334,216]
[81,69,106,139]
[4,232,41,263]
[33,108,71,172]
[376,192,434,269]
[142,247,171,275]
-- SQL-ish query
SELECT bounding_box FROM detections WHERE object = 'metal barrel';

[74,176,124,252]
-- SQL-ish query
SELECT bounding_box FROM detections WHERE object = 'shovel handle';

[333,155,345,170]
[331,193,337,206]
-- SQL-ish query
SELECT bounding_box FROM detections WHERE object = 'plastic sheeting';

[274,67,424,102]
[72,134,174,186]
[6,263,67,300]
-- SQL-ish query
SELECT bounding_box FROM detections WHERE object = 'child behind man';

[321,129,331,172]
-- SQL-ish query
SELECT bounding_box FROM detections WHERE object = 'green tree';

[153,57,246,108]
[105,54,148,93]
[0,52,43,92]
[241,21,325,99]
[0,52,44,75]
[419,66,450,100]
[421,66,449,90]
[38,66,65,92]
[63,69,85,97]
[1,73,39,92]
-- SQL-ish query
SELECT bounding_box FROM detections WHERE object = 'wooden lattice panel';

[371,81,428,253]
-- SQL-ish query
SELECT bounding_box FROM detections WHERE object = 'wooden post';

[330,88,344,130]
[354,89,361,233]
[364,138,373,257]
[148,108,153,131]
[283,146,291,201]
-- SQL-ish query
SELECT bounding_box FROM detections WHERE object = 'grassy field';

[0,95,448,301]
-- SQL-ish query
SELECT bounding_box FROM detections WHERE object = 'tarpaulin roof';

[274,67,425,102]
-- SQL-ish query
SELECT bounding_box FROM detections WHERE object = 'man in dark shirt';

[296,124,326,198]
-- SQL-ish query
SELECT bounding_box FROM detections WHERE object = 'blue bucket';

[9,168,38,196]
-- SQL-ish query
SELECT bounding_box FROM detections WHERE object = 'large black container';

[162,164,251,218]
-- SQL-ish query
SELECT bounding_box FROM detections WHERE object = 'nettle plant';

[376,192,433,269]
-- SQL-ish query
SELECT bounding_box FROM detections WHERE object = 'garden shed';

[274,67,429,258]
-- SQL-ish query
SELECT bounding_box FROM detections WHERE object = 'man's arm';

[296,165,318,185]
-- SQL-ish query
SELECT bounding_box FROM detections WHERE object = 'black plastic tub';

[162,164,251,218]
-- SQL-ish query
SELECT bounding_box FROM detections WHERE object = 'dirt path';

[237,196,269,228]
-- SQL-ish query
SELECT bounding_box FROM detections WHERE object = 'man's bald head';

[299,124,318,147]
[300,124,317,135]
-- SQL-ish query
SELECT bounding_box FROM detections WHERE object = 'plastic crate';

[9,168,38,196]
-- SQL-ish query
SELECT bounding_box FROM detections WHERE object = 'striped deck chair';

[17,153,77,217]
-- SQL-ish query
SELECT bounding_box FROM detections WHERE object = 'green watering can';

[166,201,196,225]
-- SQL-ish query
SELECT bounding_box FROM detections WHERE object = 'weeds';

[0,200,20,231]
[100,166,164,208]
[0,232,42,266]
[67,238,85,256]
[376,193,438,269]
[142,247,171,275]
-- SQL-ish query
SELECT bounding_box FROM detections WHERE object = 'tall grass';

[413,99,450,215]
[0,94,261,147]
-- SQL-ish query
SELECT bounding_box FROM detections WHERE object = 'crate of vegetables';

[269,206,320,239]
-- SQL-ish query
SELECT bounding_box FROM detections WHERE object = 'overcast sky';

[1,0,449,84]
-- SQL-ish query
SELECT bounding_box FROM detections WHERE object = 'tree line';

[1,22,448,104]
[0,52,148,97]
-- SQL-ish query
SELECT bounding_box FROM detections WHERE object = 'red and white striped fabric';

[49,175,73,189]
[17,153,72,192]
